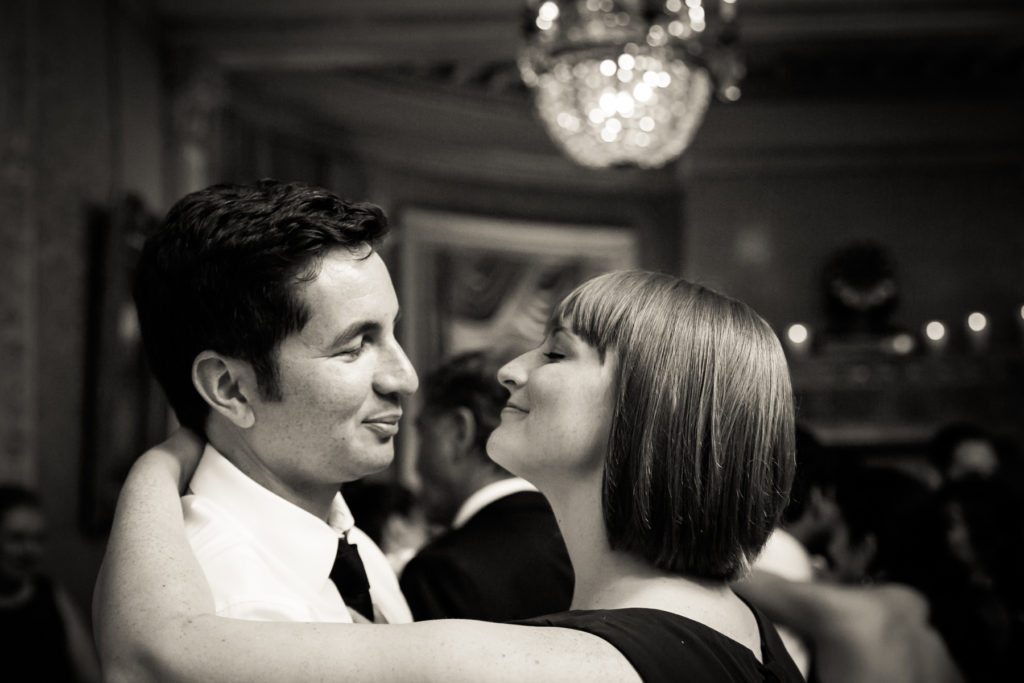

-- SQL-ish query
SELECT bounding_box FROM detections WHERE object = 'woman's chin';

[485,432,521,475]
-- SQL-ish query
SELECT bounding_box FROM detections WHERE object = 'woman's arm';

[735,571,963,683]
[92,429,210,681]
[93,433,638,683]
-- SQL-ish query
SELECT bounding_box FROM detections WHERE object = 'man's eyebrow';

[326,321,379,351]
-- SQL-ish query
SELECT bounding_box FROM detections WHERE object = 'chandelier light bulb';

[891,333,915,355]
[520,0,741,169]
[925,321,946,342]
[787,324,809,345]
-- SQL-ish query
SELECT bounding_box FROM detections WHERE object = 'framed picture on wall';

[393,208,638,484]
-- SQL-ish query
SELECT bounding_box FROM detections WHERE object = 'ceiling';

[152,0,1024,180]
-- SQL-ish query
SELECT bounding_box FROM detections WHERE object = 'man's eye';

[336,339,367,358]
[543,352,565,361]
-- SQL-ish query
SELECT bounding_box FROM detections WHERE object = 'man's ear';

[192,351,257,429]
[449,406,478,459]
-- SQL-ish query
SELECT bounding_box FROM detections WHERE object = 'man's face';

[246,250,418,495]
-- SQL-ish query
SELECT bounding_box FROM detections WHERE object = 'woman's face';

[487,328,616,483]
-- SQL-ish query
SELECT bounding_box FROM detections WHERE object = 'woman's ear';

[191,351,257,429]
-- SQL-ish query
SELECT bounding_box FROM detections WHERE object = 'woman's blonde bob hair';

[549,270,795,581]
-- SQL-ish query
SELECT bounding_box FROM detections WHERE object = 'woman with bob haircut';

[95,270,801,683]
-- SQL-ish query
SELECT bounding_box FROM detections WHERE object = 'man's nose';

[374,339,419,397]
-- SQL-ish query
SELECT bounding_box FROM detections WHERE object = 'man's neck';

[445,468,517,526]
[206,424,336,521]
[456,468,512,507]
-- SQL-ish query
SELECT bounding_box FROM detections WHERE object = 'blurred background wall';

[1,0,164,612]
[1,0,1022,623]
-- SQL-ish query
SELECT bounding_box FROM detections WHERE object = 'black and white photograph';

[1,1,1022,681]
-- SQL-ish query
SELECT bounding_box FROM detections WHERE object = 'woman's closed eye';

[543,351,565,361]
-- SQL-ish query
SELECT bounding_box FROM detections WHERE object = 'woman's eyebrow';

[551,328,577,346]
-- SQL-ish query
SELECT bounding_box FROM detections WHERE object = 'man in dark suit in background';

[401,352,573,621]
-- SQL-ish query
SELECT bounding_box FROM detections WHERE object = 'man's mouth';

[502,402,529,415]
[363,412,402,438]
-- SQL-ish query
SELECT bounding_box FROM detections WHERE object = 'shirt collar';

[188,444,353,590]
[451,477,538,530]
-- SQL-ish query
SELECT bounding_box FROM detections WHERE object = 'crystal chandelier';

[520,0,742,169]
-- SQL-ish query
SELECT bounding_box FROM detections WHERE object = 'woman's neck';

[545,475,728,611]
[549,479,749,631]
[542,472,762,662]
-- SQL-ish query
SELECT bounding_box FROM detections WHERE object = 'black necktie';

[330,536,375,622]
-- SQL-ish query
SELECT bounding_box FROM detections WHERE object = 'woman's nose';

[497,350,531,390]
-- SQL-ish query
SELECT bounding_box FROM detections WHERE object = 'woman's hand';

[139,427,205,493]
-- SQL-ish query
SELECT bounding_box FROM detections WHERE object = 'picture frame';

[394,208,638,485]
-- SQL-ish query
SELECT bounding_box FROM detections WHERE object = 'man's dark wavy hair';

[133,179,388,434]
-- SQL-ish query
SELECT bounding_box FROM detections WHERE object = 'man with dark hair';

[400,352,572,621]
[133,179,417,623]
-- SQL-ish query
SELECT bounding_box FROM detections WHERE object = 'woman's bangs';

[546,273,632,355]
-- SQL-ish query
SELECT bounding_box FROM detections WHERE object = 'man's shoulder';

[416,494,562,566]
[181,494,262,571]
[461,491,560,537]
[755,528,814,582]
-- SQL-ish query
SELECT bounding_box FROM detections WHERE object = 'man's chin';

[356,441,397,473]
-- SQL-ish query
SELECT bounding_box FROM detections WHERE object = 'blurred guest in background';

[759,425,840,575]
[833,465,1015,681]
[0,485,99,683]
[753,426,841,676]
[401,351,572,621]
[830,465,942,585]
[927,422,1003,485]
[939,477,1022,682]
[740,464,968,682]
[736,569,962,683]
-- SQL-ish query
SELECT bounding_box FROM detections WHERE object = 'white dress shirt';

[182,444,412,624]
[451,477,539,530]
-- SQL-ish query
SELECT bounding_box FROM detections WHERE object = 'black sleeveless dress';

[516,603,804,682]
